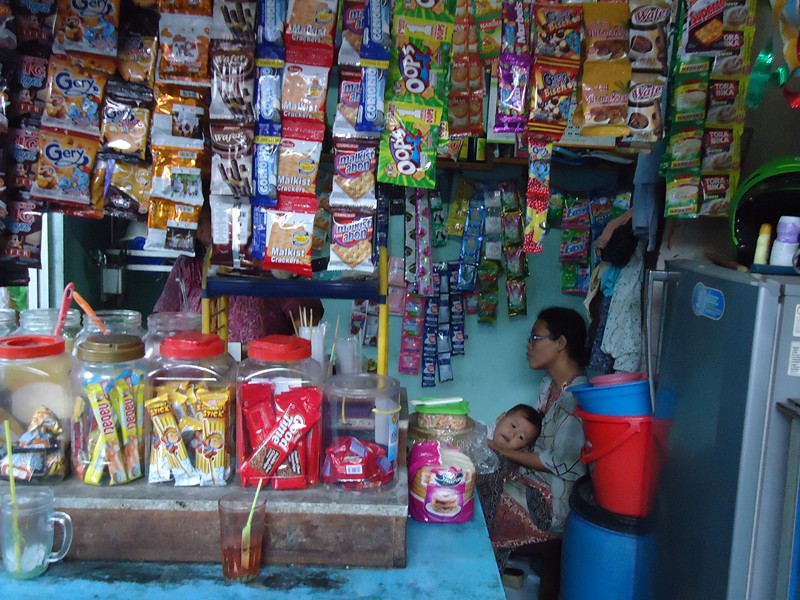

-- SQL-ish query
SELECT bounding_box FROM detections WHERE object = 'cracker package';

[54,0,120,59]
[281,62,329,121]
[471,0,502,63]
[144,197,201,254]
[152,84,208,145]
[210,40,256,124]
[377,101,440,189]
[682,0,726,56]
[31,128,99,206]
[334,68,362,138]
[276,118,324,196]
[261,194,316,277]
[339,0,365,66]
[210,125,254,197]
[100,80,153,159]
[157,14,213,86]
[150,144,206,206]
[574,60,632,137]
[284,0,338,65]
[330,141,377,209]
[212,0,257,41]
[329,208,375,272]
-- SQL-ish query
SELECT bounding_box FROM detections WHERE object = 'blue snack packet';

[252,124,280,207]
[256,0,286,61]
[356,66,386,135]
[360,0,390,64]
[254,61,282,127]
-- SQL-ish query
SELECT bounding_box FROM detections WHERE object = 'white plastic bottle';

[769,216,800,267]
[753,223,772,265]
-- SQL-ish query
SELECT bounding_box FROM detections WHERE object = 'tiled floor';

[502,555,540,600]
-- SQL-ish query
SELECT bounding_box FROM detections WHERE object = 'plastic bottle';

[769,216,800,267]
[753,223,772,265]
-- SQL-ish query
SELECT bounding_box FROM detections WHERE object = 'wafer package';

[210,125,254,197]
[210,194,255,269]
[212,0,257,41]
[210,41,256,124]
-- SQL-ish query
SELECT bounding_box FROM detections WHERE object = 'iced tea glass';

[218,491,267,582]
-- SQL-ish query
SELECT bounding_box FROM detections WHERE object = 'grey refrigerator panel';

[653,260,791,600]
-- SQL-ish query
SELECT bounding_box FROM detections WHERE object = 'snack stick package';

[212,0,257,42]
[113,373,142,481]
[210,125,254,197]
[146,394,200,486]
[86,381,129,485]
[210,40,256,124]
[196,393,231,486]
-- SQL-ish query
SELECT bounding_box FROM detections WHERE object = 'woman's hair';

[536,306,589,367]
[506,404,543,431]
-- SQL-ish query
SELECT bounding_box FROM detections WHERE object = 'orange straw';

[53,282,75,337]
[72,291,108,335]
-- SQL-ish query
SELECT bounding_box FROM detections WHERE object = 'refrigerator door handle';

[645,269,680,406]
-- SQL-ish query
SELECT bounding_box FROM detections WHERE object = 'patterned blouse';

[153,256,324,344]
[518,373,588,533]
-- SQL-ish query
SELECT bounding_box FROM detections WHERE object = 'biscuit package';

[388,33,450,109]
[276,117,324,196]
[356,65,386,135]
[159,0,212,15]
[31,128,99,205]
[329,208,375,272]
[339,0,365,67]
[100,80,153,159]
[284,0,338,64]
[629,0,671,75]
[528,58,579,141]
[281,62,329,121]
[256,0,286,60]
[408,440,475,524]
[157,14,213,86]
[574,60,632,137]
[261,194,316,277]
[333,68,362,138]
[360,0,390,64]
[253,123,279,206]
[330,141,377,209]
[583,2,630,62]
[152,84,208,145]
[9,122,39,191]
[533,3,582,61]
[681,0,726,56]
[254,60,282,129]
[144,196,201,254]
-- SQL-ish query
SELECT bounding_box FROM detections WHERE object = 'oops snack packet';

[54,0,120,59]
[31,128,99,206]
[377,101,441,189]
[388,33,450,109]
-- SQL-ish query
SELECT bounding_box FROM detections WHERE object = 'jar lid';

[161,332,225,359]
[0,335,65,359]
[76,334,144,362]
[249,335,311,362]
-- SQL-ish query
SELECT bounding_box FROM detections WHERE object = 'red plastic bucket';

[576,408,661,518]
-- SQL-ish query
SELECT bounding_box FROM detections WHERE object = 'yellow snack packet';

[146,394,200,486]
[85,381,129,486]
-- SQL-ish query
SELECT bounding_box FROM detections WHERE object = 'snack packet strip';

[416,190,434,296]
[145,394,200,486]
[85,380,129,485]
[113,372,142,481]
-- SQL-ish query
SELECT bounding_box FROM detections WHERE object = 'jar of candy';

[15,308,81,352]
[0,335,72,483]
[72,334,146,486]
[322,373,400,491]
[0,309,17,337]
[142,312,202,360]
[236,335,323,488]
[73,310,145,355]
[145,333,234,486]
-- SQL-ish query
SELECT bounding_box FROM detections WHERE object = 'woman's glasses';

[528,333,555,344]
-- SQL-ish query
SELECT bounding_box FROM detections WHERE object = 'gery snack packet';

[31,128,99,206]
[100,80,153,160]
[54,0,120,59]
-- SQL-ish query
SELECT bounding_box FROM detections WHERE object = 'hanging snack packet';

[253,123,280,206]
[665,169,700,217]
[145,197,201,254]
[528,58,579,141]
[254,59,283,129]
[11,52,49,119]
[277,118,324,196]
[9,123,39,191]
[472,0,502,63]
[42,54,114,136]
[152,85,208,145]
[14,0,57,47]
[157,14,213,86]
[103,156,153,219]
[284,0,337,64]
[54,0,120,59]
[329,208,375,272]
[281,62,329,121]
[583,2,630,62]
[507,279,526,317]
[561,193,589,229]
[159,0,212,15]
[534,3,582,61]
[210,40,256,124]
[710,27,754,76]
[699,171,737,217]
[339,0,365,67]
[701,126,740,172]
[210,194,255,269]
[560,227,590,263]
[212,0,257,42]
[256,0,285,60]
[705,76,745,126]
[575,60,632,137]
[667,125,704,170]
[1,192,44,268]
[150,144,206,206]
[670,59,711,123]
[116,9,159,87]
[682,0,726,56]
[31,129,98,206]
[416,190,434,295]
[334,68,362,138]
[621,73,666,148]
[262,194,316,277]
[100,81,152,160]
[494,53,531,133]
[629,0,671,75]
[388,34,449,109]
[501,0,532,55]
[361,0,390,64]
[356,66,386,136]
[377,102,440,189]
[210,124,254,197]
[331,141,377,209]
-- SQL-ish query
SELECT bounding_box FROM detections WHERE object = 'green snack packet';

[377,101,440,188]
[478,290,499,323]
[388,32,450,109]
[393,0,457,24]
[477,259,500,292]
[665,169,701,218]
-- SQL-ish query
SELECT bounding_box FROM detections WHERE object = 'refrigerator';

[646,260,800,600]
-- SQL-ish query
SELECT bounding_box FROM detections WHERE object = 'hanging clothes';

[600,242,645,372]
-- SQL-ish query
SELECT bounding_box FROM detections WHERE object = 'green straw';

[240,479,264,571]
[5,420,22,574]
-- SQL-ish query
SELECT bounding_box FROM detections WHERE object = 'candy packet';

[1,192,44,268]
[501,0,532,55]
[494,52,531,133]
[11,52,49,119]
[533,3,582,61]
[9,122,39,192]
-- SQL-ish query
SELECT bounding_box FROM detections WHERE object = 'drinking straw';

[327,316,340,377]
[72,291,109,335]
[289,311,298,336]
[4,420,22,574]
[53,282,75,336]
[241,479,264,571]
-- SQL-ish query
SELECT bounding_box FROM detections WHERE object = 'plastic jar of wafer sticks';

[236,335,323,489]
[72,334,146,486]
[0,335,72,484]
[146,333,235,487]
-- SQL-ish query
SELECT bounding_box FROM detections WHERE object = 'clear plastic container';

[0,335,72,484]
[15,309,81,352]
[0,309,17,337]
[146,333,235,486]
[72,334,146,486]
[73,310,145,355]
[322,373,401,490]
[142,312,202,360]
[236,335,323,488]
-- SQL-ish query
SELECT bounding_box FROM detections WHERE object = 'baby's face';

[493,411,539,451]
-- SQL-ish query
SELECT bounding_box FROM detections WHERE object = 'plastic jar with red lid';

[0,334,72,484]
[146,332,235,486]
[236,335,323,488]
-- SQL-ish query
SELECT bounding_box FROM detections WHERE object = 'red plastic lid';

[588,372,648,387]
[0,335,65,359]
[160,332,225,359]
[248,335,311,362]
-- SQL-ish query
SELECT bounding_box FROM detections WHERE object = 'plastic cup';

[1,487,72,579]
[218,491,267,583]
[335,333,362,374]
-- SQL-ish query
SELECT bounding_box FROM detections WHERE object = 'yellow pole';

[377,246,389,376]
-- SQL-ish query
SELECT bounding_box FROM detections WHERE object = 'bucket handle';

[581,420,643,464]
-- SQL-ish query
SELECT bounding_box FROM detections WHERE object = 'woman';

[486,306,588,560]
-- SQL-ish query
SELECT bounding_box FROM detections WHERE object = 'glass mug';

[1,487,73,579]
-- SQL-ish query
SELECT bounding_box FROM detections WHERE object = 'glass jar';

[236,335,323,488]
[0,309,17,337]
[0,335,72,484]
[15,309,81,352]
[142,312,202,360]
[72,334,146,486]
[322,373,400,491]
[146,333,235,486]
[73,310,145,355]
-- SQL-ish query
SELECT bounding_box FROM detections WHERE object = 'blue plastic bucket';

[561,476,656,600]
[570,380,652,416]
